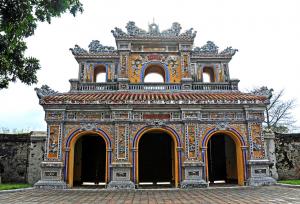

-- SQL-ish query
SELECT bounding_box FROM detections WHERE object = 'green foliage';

[0,183,32,190]
[278,180,300,185]
[0,0,83,89]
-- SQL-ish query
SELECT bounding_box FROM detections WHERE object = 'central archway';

[133,127,181,188]
[138,131,174,185]
[141,62,170,82]
[144,64,165,83]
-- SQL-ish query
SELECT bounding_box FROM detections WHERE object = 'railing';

[70,80,118,92]
[79,83,118,91]
[192,83,238,91]
[128,83,182,91]
[69,79,239,92]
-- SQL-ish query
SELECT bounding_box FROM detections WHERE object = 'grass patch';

[278,180,300,185]
[0,183,32,190]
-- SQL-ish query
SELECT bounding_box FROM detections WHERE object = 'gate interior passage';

[73,135,106,186]
[208,134,238,185]
[138,132,174,187]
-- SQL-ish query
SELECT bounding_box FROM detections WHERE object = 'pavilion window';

[202,67,215,83]
[94,65,106,83]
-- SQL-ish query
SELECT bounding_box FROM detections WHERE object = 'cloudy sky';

[0,0,299,132]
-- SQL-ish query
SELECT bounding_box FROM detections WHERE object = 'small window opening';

[202,67,214,82]
[94,65,106,83]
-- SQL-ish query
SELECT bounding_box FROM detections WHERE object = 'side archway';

[201,128,247,185]
[64,128,112,187]
[132,126,182,187]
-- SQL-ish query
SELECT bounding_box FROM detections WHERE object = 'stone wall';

[27,131,46,184]
[0,131,46,184]
[275,133,300,180]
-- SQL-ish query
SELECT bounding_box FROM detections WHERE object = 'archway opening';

[144,64,165,83]
[94,65,106,82]
[138,131,175,187]
[73,135,106,186]
[207,133,238,185]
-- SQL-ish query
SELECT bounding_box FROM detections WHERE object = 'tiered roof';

[40,91,267,105]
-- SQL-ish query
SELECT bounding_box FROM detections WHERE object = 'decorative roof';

[251,86,273,99]
[192,41,238,58]
[70,40,116,56]
[111,21,197,40]
[34,85,58,99]
[40,92,267,105]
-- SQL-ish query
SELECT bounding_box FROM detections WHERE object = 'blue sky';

[0,0,300,132]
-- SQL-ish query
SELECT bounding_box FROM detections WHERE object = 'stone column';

[264,129,278,180]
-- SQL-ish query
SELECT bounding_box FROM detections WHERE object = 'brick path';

[0,186,299,204]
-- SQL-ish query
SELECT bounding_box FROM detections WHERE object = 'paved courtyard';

[0,186,299,204]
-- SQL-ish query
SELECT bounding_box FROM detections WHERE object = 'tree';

[0,0,83,89]
[253,87,297,133]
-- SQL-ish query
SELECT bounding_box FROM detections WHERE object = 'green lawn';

[0,183,32,190]
[278,180,300,185]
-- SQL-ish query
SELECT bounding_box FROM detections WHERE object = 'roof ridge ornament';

[193,41,219,54]
[161,22,181,36]
[220,46,238,56]
[126,21,147,36]
[252,86,273,99]
[88,40,115,53]
[193,41,238,56]
[111,21,196,39]
[34,85,59,99]
[69,45,87,55]
[70,40,116,55]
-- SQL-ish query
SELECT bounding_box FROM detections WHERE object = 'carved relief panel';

[247,111,265,122]
[185,123,198,160]
[216,63,224,82]
[116,124,129,161]
[181,53,190,78]
[249,123,265,159]
[47,125,61,160]
[120,54,128,79]
[45,111,64,121]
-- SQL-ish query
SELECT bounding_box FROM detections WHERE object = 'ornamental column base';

[247,159,277,186]
[34,161,67,189]
[107,163,135,190]
[180,161,208,188]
